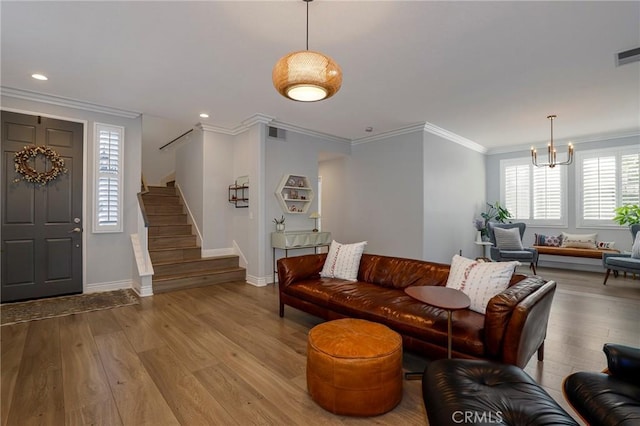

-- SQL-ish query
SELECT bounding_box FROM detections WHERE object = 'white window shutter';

[94,124,124,232]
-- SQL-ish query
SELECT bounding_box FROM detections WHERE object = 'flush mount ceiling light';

[531,115,574,168]
[199,113,209,118]
[31,73,48,80]
[272,0,342,102]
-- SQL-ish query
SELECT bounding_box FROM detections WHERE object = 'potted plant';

[613,204,640,227]
[475,202,512,241]
[273,215,286,232]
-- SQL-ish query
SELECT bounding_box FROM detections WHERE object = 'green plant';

[273,215,285,225]
[481,201,512,224]
[613,204,640,226]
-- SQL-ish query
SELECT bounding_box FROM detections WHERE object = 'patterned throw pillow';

[494,227,524,250]
[320,240,367,281]
[445,255,519,314]
[561,233,597,249]
[534,234,562,247]
[596,241,616,250]
[544,235,562,247]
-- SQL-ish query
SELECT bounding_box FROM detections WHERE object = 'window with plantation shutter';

[577,148,639,227]
[93,123,123,233]
[500,158,566,226]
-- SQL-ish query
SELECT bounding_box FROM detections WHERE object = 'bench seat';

[533,245,619,259]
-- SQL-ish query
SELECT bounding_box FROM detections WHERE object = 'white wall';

[1,95,142,290]
[202,129,234,254]
[486,134,640,271]
[422,132,486,263]
[141,114,193,186]
[175,128,204,239]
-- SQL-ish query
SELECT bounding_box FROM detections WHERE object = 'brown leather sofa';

[277,253,557,367]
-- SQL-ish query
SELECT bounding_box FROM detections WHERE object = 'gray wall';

[1,96,142,290]
[423,132,487,263]
[141,114,192,186]
[344,131,425,258]
[175,128,204,239]
[265,127,351,282]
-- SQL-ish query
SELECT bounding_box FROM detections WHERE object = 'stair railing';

[159,128,193,151]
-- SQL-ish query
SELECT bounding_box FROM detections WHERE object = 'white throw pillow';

[631,232,640,259]
[561,232,597,249]
[445,255,519,314]
[494,227,524,250]
[320,240,367,281]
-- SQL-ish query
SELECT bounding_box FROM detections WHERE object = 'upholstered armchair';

[563,343,640,425]
[602,224,640,284]
[488,222,538,274]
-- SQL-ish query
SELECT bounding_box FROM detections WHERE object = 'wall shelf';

[275,174,314,214]
[229,183,249,208]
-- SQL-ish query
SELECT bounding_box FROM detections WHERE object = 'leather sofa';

[277,253,557,367]
[564,343,640,425]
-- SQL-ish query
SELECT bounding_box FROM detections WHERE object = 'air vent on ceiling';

[616,47,640,66]
[268,126,286,140]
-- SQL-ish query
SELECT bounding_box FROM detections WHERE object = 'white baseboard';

[132,276,154,297]
[246,274,268,287]
[232,240,248,269]
[85,279,132,293]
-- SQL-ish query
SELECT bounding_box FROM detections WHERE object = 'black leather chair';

[563,343,640,426]
[422,359,578,425]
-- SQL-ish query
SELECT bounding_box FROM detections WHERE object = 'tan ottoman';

[306,318,403,416]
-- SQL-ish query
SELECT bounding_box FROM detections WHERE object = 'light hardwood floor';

[2,267,639,425]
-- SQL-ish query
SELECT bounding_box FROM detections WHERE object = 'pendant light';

[272,0,342,102]
[531,115,574,168]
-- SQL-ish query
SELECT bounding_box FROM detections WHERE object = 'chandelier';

[531,115,574,168]
[272,0,342,102]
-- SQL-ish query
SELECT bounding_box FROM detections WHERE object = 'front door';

[1,111,83,302]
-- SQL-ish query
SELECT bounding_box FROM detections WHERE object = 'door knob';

[68,227,83,233]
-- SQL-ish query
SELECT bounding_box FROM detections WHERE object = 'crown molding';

[199,113,275,135]
[351,123,426,145]
[0,86,141,119]
[422,121,487,154]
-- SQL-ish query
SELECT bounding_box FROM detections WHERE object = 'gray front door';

[1,111,83,302]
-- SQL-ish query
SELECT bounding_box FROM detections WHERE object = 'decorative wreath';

[14,145,68,185]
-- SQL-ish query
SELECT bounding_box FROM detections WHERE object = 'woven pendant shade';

[272,50,342,102]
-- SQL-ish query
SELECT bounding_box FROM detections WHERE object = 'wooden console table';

[271,231,331,282]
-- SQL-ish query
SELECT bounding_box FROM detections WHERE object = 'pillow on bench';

[534,233,562,247]
[561,232,597,249]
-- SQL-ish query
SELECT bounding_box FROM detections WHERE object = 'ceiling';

[1,1,639,151]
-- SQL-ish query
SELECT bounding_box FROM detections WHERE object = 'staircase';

[142,185,245,293]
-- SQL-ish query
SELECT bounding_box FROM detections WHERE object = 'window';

[500,158,566,226]
[93,123,123,233]
[578,148,640,227]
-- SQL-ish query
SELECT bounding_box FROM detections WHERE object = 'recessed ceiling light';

[31,73,48,81]
[199,113,209,118]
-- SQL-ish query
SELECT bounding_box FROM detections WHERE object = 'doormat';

[1,289,139,326]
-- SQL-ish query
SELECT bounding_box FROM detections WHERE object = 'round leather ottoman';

[306,318,403,416]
